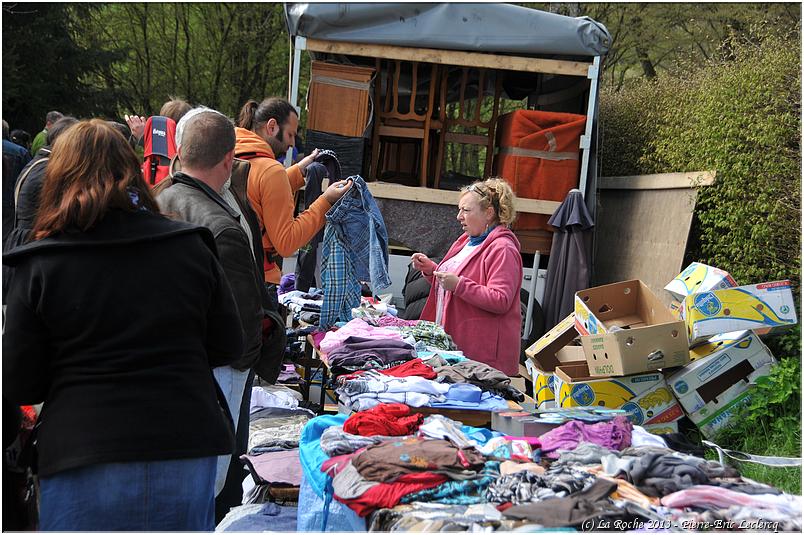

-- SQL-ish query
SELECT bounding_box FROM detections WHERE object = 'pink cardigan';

[420,226,523,375]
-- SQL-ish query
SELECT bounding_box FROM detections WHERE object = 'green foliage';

[712,357,801,494]
[526,3,800,89]
[3,3,291,127]
[600,25,801,296]
[600,25,801,492]
[2,3,122,133]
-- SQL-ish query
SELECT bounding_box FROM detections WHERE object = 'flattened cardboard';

[667,331,776,414]
[525,313,579,371]
[664,262,737,301]
[682,280,797,344]
[574,280,688,376]
[553,362,684,433]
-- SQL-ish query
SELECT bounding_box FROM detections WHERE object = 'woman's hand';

[433,271,459,291]
[411,253,434,276]
[124,114,146,141]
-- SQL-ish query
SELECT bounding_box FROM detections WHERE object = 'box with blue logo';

[666,330,776,437]
[553,362,684,434]
[681,280,797,344]
[664,262,737,302]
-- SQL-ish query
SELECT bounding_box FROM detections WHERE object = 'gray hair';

[46,111,63,124]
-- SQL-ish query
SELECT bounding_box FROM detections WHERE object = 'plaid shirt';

[319,224,361,329]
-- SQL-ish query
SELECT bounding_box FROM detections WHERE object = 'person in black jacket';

[2,119,243,531]
[156,107,265,515]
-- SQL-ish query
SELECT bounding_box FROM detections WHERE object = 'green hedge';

[599,26,801,493]
[599,26,801,357]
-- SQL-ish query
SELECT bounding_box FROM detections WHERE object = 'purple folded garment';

[241,449,303,486]
[539,415,632,459]
[279,273,296,295]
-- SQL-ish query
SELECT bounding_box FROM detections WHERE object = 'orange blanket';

[494,110,586,231]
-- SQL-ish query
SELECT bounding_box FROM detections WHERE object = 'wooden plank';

[306,38,591,77]
[444,132,489,145]
[593,187,699,308]
[599,171,717,190]
[377,125,425,139]
[367,182,559,215]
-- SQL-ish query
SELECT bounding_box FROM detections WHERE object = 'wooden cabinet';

[307,61,374,137]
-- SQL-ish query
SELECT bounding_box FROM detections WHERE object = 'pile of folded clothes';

[279,288,324,325]
[295,406,802,532]
[217,385,315,532]
[311,318,518,413]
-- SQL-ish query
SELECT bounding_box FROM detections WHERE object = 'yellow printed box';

[688,330,752,361]
[525,346,584,410]
[664,262,737,302]
[527,363,557,410]
[682,280,797,344]
[553,363,684,433]
[525,313,579,372]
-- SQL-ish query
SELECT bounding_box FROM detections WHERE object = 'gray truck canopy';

[285,3,611,59]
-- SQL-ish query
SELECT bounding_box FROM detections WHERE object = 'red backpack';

[141,116,177,186]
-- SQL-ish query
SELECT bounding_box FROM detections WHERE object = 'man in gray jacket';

[156,109,264,509]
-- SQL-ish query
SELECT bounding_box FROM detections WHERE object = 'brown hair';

[32,119,160,240]
[159,97,192,123]
[236,98,297,132]
[180,111,235,170]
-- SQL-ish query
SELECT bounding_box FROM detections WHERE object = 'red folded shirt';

[343,403,423,436]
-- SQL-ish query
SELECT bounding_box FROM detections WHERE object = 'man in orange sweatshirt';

[234,97,351,288]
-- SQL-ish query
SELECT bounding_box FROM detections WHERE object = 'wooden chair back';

[434,67,502,188]
[371,59,440,187]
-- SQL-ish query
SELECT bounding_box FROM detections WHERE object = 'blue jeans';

[326,175,391,294]
[39,456,216,531]
[212,365,251,496]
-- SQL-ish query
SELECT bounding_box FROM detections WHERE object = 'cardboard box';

[524,313,582,410]
[688,330,752,361]
[574,280,689,376]
[665,262,738,301]
[686,373,769,438]
[525,346,584,410]
[553,363,684,434]
[669,300,683,320]
[525,313,580,371]
[682,280,797,344]
[491,411,563,437]
[667,330,776,415]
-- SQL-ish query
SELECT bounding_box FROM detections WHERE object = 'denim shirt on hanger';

[319,175,391,329]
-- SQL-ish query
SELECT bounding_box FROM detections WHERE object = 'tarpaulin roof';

[285,3,611,58]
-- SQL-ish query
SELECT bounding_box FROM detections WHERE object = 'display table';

[306,334,533,426]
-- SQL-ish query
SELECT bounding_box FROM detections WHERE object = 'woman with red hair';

[3,119,243,531]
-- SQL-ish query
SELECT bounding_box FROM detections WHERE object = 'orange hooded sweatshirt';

[234,127,333,284]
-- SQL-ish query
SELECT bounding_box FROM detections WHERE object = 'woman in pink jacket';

[412,178,523,375]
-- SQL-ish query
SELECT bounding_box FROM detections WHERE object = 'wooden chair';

[433,67,502,188]
[370,59,440,187]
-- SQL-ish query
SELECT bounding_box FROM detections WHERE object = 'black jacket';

[2,209,243,476]
[157,172,264,371]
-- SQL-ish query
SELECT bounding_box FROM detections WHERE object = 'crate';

[307,61,375,137]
